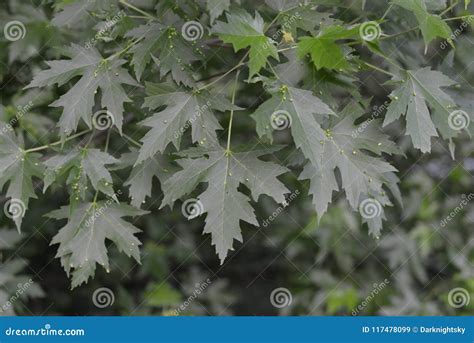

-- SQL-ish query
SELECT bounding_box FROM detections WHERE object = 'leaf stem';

[363,61,397,77]
[105,38,143,61]
[197,52,248,91]
[277,46,297,53]
[122,132,142,148]
[381,4,394,20]
[24,130,91,153]
[443,15,474,21]
[119,0,157,20]
[440,0,459,16]
[225,70,241,155]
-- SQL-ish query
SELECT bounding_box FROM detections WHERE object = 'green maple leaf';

[48,202,148,288]
[43,148,118,201]
[0,131,43,232]
[125,23,199,85]
[251,85,334,170]
[160,143,290,263]
[136,82,238,164]
[297,25,359,70]
[211,10,279,78]
[52,0,118,28]
[116,148,174,208]
[393,0,452,47]
[26,44,139,135]
[0,230,44,315]
[299,102,401,237]
[207,0,231,23]
[383,67,460,153]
